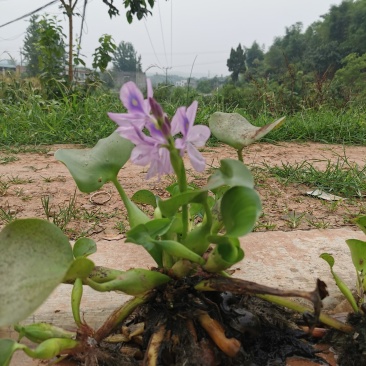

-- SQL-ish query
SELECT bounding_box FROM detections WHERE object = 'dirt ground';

[1,141,366,239]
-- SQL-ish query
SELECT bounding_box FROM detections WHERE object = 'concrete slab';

[1,228,364,365]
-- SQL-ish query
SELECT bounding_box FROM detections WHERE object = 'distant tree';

[334,53,366,96]
[196,79,213,94]
[245,41,264,70]
[93,34,117,72]
[22,15,42,77]
[23,15,67,80]
[112,41,142,72]
[58,0,160,82]
[227,44,246,83]
[264,42,286,75]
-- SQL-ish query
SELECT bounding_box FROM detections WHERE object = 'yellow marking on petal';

[132,98,138,106]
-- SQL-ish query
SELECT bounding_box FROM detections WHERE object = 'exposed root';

[143,323,166,366]
[196,310,241,357]
[67,275,343,365]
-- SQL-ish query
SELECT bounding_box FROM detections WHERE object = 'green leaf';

[0,339,25,366]
[208,234,241,247]
[209,112,285,149]
[86,269,171,295]
[55,132,133,193]
[346,239,366,272]
[158,191,206,217]
[221,186,262,237]
[205,159,254,191]
[319,253,335,268]
[63,257,95,281]
[131,189,157,208]
[204,237,245,272]
[354,215,366,235]
[182,224,211,255]
[145,218,173,237]
[73,237,97,258]
[0,219,73,327]
[22,338,79,359]
[152,239,205,265]
[14,323,74,343]
[320,252,359,313]
[126,224,163,266]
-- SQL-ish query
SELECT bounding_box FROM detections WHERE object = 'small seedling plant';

[0,81,346,365]
[321,215,366,313]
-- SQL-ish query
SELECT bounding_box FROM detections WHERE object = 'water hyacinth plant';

[0,80,347,365]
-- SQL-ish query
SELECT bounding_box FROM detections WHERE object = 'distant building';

[69,66,91,83]
[113,71,147,90]
[0,59,16,75]
[175,79,188,87]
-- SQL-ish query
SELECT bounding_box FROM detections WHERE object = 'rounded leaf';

[63,257,95,281]
[221,186,262,237]
[73,237,97,258]
[0,219,73,326]
[209,112,285,149]
[346,239,366,272]
[55,132,133,193]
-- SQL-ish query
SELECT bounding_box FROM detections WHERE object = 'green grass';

[256,107,366,145]
[261,154,366,198]
[1,83,366,147]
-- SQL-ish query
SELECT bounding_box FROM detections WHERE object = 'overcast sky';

[0,0,343,77]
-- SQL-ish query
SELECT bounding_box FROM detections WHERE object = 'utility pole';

[162,66,172,84]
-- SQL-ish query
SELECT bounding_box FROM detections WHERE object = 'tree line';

[225,0,366,112]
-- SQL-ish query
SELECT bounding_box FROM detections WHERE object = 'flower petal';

[187,125,211,147]
[131,144,155,166]
[108,112,146,128]
[120,81,148,115]
[171,107,184,136]
[186,101,198,129]
[187,143,206,172]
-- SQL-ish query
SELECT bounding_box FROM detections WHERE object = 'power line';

[76,0,88,60]
[0,0,59,29]
[0,32,25,41]
[170,0,173,67]
[157,0,168,66]
[143,19,162,67]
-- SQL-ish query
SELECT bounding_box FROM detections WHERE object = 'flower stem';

[169,149,189,239]
[237,148,244,162]
[111,177,149,228]
[71,278,83,327]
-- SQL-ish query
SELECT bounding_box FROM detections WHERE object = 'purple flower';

[173,101,211,172]
[109,79,210,179]
[108,79,153,130]
[120,122,173,179]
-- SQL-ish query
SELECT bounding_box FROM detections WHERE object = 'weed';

[282,210,307,229]
[0,207,16,224]
[0,156,18,164]
[0,179,10,196]
[0,146,49,154]
[114,221,126,234]
[306,217,330,229]
[321,199,342,213]
[41,191,78,230]
[7,176,33,184]
[263,156,366,198]
[255,221,277,231]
